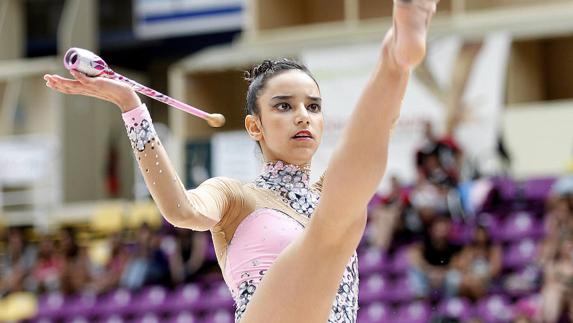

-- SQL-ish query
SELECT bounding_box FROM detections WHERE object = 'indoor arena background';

[0,0,572,322]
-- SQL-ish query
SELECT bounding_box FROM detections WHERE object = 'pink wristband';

[122,103,157,152]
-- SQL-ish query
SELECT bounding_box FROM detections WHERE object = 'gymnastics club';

[63,47,226,127]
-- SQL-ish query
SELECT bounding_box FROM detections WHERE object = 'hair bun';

[244,59,275,84]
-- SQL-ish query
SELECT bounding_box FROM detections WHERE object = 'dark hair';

[244,58,318,116]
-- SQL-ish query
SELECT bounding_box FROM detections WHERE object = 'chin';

[288,150,316,165]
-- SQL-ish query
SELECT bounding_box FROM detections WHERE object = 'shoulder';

[198,176,255,204]
[196,176,251,194]
[201,176,243,187]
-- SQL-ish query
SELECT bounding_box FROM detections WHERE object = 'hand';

[387,0,439,70]
[44,70,142,112]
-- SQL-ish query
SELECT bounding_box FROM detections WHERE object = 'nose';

[294,104,310,125]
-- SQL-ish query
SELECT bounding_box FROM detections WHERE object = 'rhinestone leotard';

[122,104,359,323]
[226,161,359,323]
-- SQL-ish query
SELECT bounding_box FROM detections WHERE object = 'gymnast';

[44,0,439,321]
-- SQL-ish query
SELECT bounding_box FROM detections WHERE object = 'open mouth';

[292,131,313,140]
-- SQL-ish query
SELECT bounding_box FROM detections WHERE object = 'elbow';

[158,203,214,231]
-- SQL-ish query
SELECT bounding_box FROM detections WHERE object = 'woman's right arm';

[44,70,241,231]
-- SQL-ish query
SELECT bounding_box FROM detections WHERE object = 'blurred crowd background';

[1,0,572,322]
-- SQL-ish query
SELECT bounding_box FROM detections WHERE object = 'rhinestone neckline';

[254,160,319,217]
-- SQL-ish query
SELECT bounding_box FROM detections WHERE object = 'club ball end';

[207,114,226,127]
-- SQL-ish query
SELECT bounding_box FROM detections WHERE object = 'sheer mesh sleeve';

[122,104,252,231]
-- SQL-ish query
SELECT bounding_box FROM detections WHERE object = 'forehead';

[261,70,320,97]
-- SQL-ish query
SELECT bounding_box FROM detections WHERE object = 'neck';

[258,159,312,189]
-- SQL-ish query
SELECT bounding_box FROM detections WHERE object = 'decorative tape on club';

[63,48,226,127]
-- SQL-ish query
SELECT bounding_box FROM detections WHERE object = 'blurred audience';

[539,236,573,323]
[32,235,61,294]
[454,225,502,301]
[0,126,571,323]
[0,221,209,299]
[59,227,94,295]
[121,223,172,289]
[408,216,462,299]
[0,228,36,297]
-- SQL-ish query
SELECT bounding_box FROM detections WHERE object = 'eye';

[307,103,321,113]
[274,102,291,111]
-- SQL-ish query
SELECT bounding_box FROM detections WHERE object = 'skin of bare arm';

[43,70,226,231]
[239,3,434,320]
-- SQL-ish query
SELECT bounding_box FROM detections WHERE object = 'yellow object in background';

[0,292,38,321]
[87,238,112,267]
[126,201,161,229]
[91,202,124,233]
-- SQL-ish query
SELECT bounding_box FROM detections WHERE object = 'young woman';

[44,0,439,321]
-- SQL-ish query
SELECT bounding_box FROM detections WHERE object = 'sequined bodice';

[231,160,359,323]
[254,160,320,217]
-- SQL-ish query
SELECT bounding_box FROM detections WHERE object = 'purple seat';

[358,247,388,275]
[203,310,234,323]
[501,211,542,241]
[450,221,475,244]
[96,289,133,317]
[164,283,203,314]
[387,276,417,303]
[31,319,55,323]
[388,246,411,274]
[359,273,391,304]
[64,317,90,323]
[436,298,473,321]
[478,212,505,242]
[392,301,431,323]
[356,302,392,323]
[63,292,98,318]
[167,311,199,323]
[130,313,161,323]
[35,292,66,319]
[523,177,556,201]
[503,239,539,270]
[503,265,542,297]
[98,314,127,323]
[475,295,514,323]
[129,285,168,315]
[203,281,234,310]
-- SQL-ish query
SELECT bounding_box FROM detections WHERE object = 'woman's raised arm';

[312,0,438,242]
[44,70,243,231]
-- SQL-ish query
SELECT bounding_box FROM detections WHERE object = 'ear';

[245,115,263,141]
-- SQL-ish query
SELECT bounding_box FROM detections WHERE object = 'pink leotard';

[122,104,359,322]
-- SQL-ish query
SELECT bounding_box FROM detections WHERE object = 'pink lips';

[292,130,313,141]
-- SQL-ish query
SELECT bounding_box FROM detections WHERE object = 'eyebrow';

[271,95,322,103]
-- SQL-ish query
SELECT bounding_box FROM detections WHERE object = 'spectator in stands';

[541,192,573,265]
[92,232,130,294]
[163,228,208,284]
[58,227,93,295]
[416,121,462,187]
[121,223,171,289]
[408,216,462,298]
[366,176,407,250]
[453,225,502,300]
[410,178,447,230]
[32,235,61,293]
[539,236,573,323]
[0,227,36,296]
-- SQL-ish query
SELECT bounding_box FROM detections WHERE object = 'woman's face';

[246,70,323,166]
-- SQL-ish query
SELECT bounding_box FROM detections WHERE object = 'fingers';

[44,74,81,94]
[44,73,119,105]
[70,69,95,85]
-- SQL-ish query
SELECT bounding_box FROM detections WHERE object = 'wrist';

[117,91,142,112]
